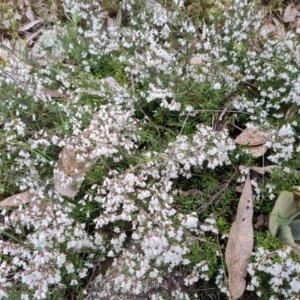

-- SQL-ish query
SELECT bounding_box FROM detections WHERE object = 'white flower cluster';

[1,0,300,298]
[247,247,300,298]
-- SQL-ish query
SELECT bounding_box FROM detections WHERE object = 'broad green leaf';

[289,219,300,241]
[269,191,299,237]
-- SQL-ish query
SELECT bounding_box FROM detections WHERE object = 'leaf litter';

[225,174,253,299]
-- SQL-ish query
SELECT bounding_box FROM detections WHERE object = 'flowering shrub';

[1,0,300,299]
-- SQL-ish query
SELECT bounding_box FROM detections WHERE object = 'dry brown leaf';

[44,88,69,99]
[214,107,228,132]
[286,106,296,118]
[0,191,30,207]
[2,19,10,29]
[25,27,43,43]
[0,52,8,61]
[18,19,43,32]
[10,196,48,221]
[272,17,285,40]
[234,128,267,146]
[14,11,22,21]
[53,146,89,198]
[106,16,117,39]
[283,4,298,23]
[74,77,120,97]
[181,189,205,196]
[225,174,253,300]
[103,76,120,90]
[253,214,268,230]
[19,0,25,10]
[36,59,48,66]
[25,6,35,22]
[250,165,279,174]
[248,144,268,158]
[253,214,265,230]
[190,56,203,65]
[235,185,244,193]
[264,23,277,35]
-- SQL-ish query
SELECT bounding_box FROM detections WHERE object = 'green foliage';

[269,191,300,250]
[2,0,300,299]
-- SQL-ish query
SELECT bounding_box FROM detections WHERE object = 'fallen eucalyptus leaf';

[53,145,90,198]
[18,19,43,32]
[283,4,298,23]
[181,189,205,196]
[286,106,296,118]
[250,165,279,174]
[248,144,268,158]
[190,56,203,65]
[25,6,35,22]
[272,17,285,41]
[235,185,244,193]
[234,128,267,146]
[0,52,8,61]
[44,88,69,99]
[225,174,253,300]
[0,191,30,207]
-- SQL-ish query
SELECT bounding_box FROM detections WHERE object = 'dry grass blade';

[225,174,253,300]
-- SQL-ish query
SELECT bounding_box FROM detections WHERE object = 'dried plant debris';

[248,144,268,158]
[250,165,279,174]
[234,128,270,158]
[0,191,31,207]
[53,138,93,198]
[253,214,269,230]
[283,4,299,23]
[225,174,253,300]
[234,128,267,146]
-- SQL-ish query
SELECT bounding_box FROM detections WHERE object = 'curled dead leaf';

[286,106,296,119]
[248,144,267,158]
[74,77,120,97]
[18,19,43,32]
[272,17,285,41]
[0,191,31,207]
[234,128,267,146]
[44,88,69,99]
[10,196,48,222]
[235,185,244,193]
[190,56,203,65]
[253,214,269,230]
[181,189,205,196]
[36,59,48,66]
[53,146,89,198]
[250,165,279,174]
[25,6,35,22]
[283,4,298,23]
[0,52,8,61]
[225,174,253,299]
